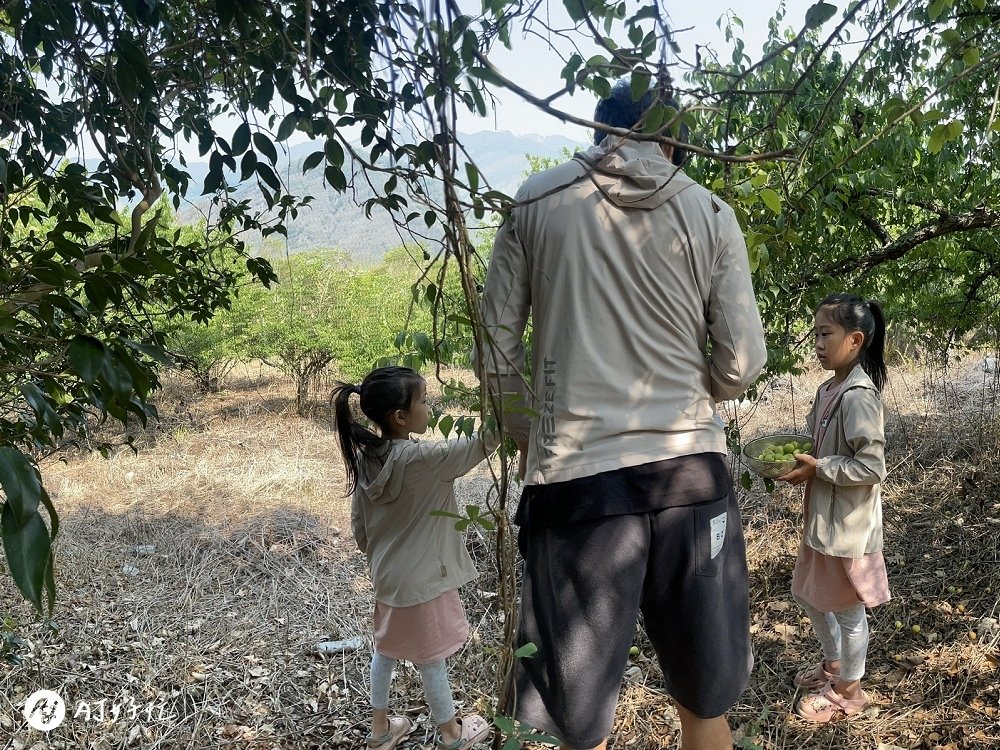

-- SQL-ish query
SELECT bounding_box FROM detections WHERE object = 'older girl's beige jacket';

[804,364,887,559]
[350,433,498,607]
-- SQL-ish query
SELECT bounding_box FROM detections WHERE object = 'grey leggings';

[793,595,869,681]
[370,652,456,725]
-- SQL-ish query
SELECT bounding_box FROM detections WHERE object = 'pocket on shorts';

[695,496,730,577]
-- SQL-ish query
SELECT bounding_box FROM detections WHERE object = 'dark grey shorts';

[512,467,752,747]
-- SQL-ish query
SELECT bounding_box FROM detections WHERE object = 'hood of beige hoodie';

[575,137,698,210]
[357,441,409,505]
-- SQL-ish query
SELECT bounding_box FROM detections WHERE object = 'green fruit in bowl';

[803,442,813,452]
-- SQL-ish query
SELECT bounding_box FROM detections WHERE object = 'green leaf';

[203,166,224,195]
[256,163,282,191]
[882,96,907,122]
[0,447,43,525]
[302,150,324,173]
[100,356,135,400]
[563,0,587,22]
[438,414,454,438]
[232,122,251,155]
[630,68,651,102]
[1,505,53,614]
[513,642,538,658]
[928,120,963,154]
[963,47,980,67]
[252,132,278,164]
[18,383,62,435]
[928,0,947,20]
[592,77,612,100]
[240,151,258,181]
[493,715,515,735]
[466,66,504,87]
[276,112,298,142]
[465,163,479,193]
[216,0,236,27]
[325,165,347,191]
[325,138,345,168]
[759,188,782,214]
[68,335,107,384]
[740,471,752,491]
[805,2,837,28]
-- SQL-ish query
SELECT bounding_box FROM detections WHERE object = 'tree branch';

[855,211,891,246]
[816,207,1000,280]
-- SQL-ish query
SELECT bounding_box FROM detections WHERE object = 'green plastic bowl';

[742,433,812,479]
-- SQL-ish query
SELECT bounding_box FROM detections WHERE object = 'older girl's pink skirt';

[792,541,891,613]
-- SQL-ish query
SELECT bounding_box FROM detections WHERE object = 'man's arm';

[706,207,767,401]
[470,206,533,446]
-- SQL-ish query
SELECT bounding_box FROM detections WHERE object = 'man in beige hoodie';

[474,82,766,750]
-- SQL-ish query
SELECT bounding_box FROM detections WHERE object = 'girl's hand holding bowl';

[778,453,817,485]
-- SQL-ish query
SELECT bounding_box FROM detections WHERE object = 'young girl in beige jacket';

[333,366,498,750]
[779,293,890,723]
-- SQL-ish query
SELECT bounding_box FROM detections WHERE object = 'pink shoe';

[366,716,414,750]
[437,714,491,750]
[793,661,838,690]
[796,688,869,723]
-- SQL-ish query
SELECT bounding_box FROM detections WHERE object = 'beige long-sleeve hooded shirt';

[803,363,887,558]
[350,432,498,607]
[473,138,767,485]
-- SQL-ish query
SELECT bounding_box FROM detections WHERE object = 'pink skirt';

[373,589,469,663]
[792,541,891,612]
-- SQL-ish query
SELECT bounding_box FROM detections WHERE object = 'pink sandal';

[366,716,414,750]
[793,661,838,690]
[796,688,868,723]
[437,714,491,750]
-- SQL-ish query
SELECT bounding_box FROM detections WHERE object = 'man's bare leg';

[675,704,733,750]
[559,740,607,750]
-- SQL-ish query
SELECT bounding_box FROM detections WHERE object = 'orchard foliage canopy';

[2,0,1000,617]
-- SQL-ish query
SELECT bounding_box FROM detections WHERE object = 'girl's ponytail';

[862,300,888,393]
[332,381,384,495]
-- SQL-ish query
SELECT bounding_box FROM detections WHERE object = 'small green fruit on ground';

[629,646,640,656]
[894,621,903,629]
[911,624,921,634]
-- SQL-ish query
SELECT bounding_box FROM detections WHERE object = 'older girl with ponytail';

[779,294,890,723]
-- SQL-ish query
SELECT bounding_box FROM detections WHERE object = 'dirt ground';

[1,360,999,749]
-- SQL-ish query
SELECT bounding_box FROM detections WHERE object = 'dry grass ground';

[2,360,999,750]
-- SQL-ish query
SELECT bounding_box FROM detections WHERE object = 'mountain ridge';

[181,130,584,263]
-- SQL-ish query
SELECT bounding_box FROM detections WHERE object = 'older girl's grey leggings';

[793,595,869,682]
[370,651,456,725]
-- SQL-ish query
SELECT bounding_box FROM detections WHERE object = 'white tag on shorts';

[709,512,727,559]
